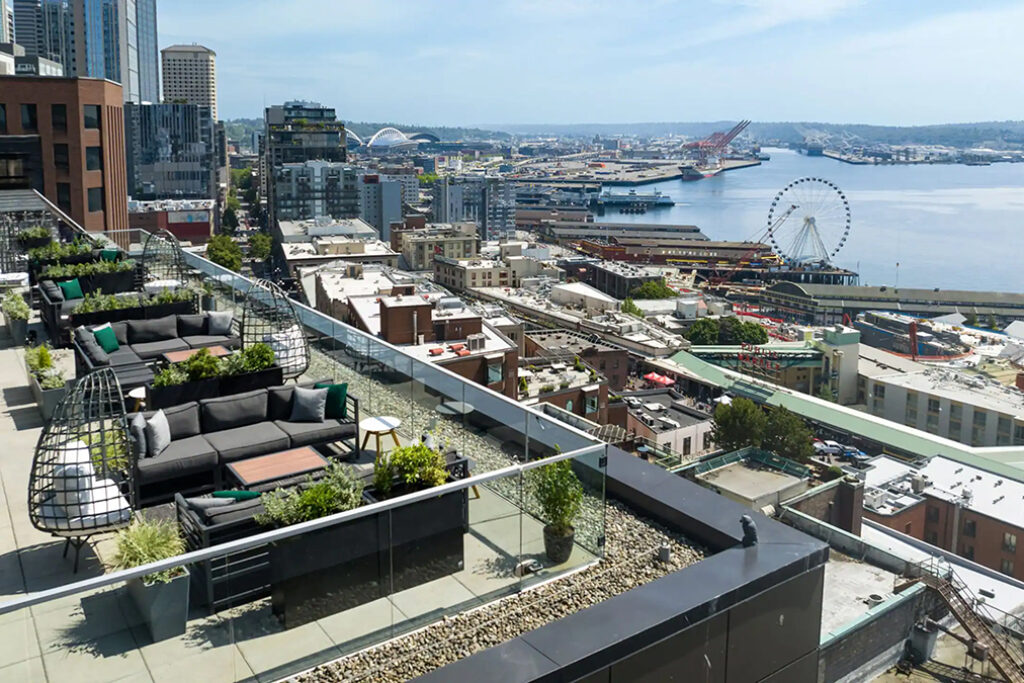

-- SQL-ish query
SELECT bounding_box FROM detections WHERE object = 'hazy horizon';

[160,0,1024,124]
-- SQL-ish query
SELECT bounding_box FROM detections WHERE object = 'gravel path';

[294,501,705,682]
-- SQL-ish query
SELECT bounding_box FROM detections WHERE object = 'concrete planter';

[26,369,71,422]
[126,570,190,642]
[4,314,27,345]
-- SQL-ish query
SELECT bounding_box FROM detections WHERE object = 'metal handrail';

[0,443,605,616]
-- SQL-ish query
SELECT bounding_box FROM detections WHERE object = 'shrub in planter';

[24,344,69,421]
[2,290,29,344]
[28,239,92,263]
[531,459,583,564]
[371,442,447,500]
[112,519,189,642]
[17,226,52,250]
[256,461,364,528]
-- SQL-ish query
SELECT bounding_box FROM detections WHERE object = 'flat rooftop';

[698,461,806,502]
[525,329,620,355]
[819,553,898,638]
[624,391,707,435]
[281,239,397,262]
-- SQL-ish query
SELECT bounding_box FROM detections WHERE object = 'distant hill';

[489,121,1024,148]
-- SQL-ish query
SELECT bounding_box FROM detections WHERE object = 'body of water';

[602,148,1024,292]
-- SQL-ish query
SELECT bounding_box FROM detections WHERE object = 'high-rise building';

[433,175,514,241]
[13,0,157,103]
[272,160,360,222]
[1,2,14,43]
[124,101,217,200]
[359,174,401,241]
[160,44,216,119]
[0,75,129,233]
[263,101,346,227]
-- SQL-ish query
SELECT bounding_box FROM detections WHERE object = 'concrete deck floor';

[820,552,899,638]
[0,328,599,682]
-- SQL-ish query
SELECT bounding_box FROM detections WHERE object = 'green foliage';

[374,443,448,497]
[2,291,30,320]
[257,462,364,527]
[531,459,583,535]
[41,259,133,279]
[243,186,258,205]
[222,206,239,230]
[223,343,275,376]
[25,343,54,373]
[38,370,66,390]
[74,291,138,314]
[762,407,814,463]
[418,172,439,186]
[112,519,186,585]
[83,428,129,474]
[620,297,644,317]
[28,240,92,262]
[229,167,252,191]
[816,382,835,403]
[518,376,529,393]
[152,364,188,387]
[629,279,677,300]
[711,397,766,452]
[182,348,223,381]
[249,232,272,261]
[206,234,243,272]
[685,317,720,345]
[573,356,584,372]
[145,288,195,306]
[685,317,767,345]
[823,465,844,482]
[987,314,999,330]
[965,312,978,327]
[539,384,555,393]
[17,226,51,242]
[373,456,394,497]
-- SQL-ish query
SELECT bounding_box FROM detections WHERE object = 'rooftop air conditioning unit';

[467,333,486,351]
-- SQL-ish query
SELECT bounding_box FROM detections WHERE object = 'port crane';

[704,203,796,287]
[684,120,751,165]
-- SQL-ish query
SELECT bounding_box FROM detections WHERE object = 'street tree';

[711,397,765,452]
[762,407,814,463]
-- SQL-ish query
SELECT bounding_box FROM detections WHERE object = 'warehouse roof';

[769,282,1024,308]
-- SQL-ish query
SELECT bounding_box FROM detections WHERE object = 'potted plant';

[219,343,281,394]
[69,291,143,327]
[532,459,583,564]
[24,344,70,421]
[2,291,29,345]
[143,288,198,318]
[17,226,52,250]
[40,259,136,294]
[146,349,221,409]
[258,463,373,628]
[198,281,216,312]
[111,519,189,642]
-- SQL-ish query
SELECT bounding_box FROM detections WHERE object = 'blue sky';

[159,0,1024,125]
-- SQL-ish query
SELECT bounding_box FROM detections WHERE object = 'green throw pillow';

[315,382,348,419]
[92,324,119,353]
[58,277,84,300]
[100,248,119,262]
[211,490,260,500]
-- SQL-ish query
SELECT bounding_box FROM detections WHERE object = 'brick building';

[0,76,128,234]
[524,328,629,391]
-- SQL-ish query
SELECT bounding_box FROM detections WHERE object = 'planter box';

[147,377,220,411]
[126,570,190,642]
[18,236,52,250]
[144,300,196,319]
[219,366,283,395]
[4,314,27,345]
[70,305,140,328]
[27,370,71,422]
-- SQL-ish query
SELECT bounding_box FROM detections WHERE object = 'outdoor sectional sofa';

[127,379,360,506]
[73,313,241,390]
[37,266,139,344]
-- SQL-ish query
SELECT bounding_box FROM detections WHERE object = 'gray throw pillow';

[208,311,233,335]
[129,413,148,460]
[289,387,327,423]
[144,409,171,458]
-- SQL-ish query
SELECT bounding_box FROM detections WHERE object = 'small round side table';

[359,416,402,458]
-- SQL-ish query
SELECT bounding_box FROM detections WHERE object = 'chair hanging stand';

[241,278,310,382]
[140,229,187,293]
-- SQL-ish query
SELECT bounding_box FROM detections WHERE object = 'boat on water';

[679,165,721,181]
[598,189,675,206]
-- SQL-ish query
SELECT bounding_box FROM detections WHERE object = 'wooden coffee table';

[162,345,231,364]
[227,447,329,489]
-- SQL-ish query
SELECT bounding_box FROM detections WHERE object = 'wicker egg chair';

[140,228,187,290]
[241,278,310,381]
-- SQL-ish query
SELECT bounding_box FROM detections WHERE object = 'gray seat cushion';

[41,280,64,303]
[200,389,268,432]
[131,338,189,360]
[127,315,178,344]
[106,347,144,367]
[275,419,356,448]
[205,422,290,463]
[200,497,266,526]
[183,335,240,350]
[136,435,218,485]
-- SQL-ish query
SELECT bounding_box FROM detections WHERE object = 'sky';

[158,0,1024,126]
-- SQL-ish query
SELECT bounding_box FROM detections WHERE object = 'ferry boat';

[598,189,675,206]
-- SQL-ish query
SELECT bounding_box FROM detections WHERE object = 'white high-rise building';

[1,1,13,43]
[161,43,217,119]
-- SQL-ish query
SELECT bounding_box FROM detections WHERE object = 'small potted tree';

[112,519,189,641]
[2,290,29,345]
[533,459,583,564]
[24,344,70,421]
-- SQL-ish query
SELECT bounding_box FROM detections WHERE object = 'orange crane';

[684,120,751,165]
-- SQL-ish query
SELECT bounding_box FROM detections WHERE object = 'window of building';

[926,505,939,522]
[682,437,691,456]
[1004,532,1017,553]
[926,531,939,545]
[564,399,573,413]
[1016,424,1024,446]
[0,104,7,134]
[21,104,37,132]
[85,147,102,171]
[87,187,104,212]
[997,416,1012,446]
[486,362,502,386]
[51,104,67,132]
[83,105,101,129]
[904,522,913,534]
[585,395,598,414]
[53,144,69,172]
[1002,559,1014,576]
[703,431,713,451]
[963,519,976,538]
[905,391,918,424]
[950,403,963,439]
[56,183,71,211]
[927,398,940,413]
[962,545,974,560]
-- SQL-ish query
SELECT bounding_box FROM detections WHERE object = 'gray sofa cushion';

[111,322,129,345]
[208,311,233,335]
[201,497,266,526]
[106,347,144,367]
[74,326,110,366]
[163,402,200,439]
[136,436,219,485]
[289,387,327,422]
[144,409,171,457]
[205,422,290,463]
[127,315,178,344]
[177,314,207,337]
[267,386,295,421]
[275,419,356,448]
[183,335,239,350]
[129,413,147,460]
[41,280,64,303]
[131,338,189,360]
[200,389,269,433]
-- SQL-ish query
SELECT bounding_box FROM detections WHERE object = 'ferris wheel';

[766,177,851,265]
